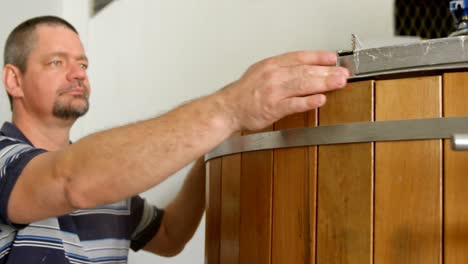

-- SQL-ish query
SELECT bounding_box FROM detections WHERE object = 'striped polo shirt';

[0,122,164,264]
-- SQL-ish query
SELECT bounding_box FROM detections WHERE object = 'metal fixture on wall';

[93,0,116,16]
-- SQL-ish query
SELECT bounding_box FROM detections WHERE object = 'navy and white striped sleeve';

[0,137,47,227]
[129,196,164,251]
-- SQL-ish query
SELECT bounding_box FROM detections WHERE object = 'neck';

[12,112,75,151]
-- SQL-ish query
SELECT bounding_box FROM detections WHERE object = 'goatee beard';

[52,95,89,120]
[52,80,90,120]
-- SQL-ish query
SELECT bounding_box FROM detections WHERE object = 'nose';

[66,63,87,82]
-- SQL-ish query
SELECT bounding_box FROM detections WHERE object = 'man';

[0,16,349,263]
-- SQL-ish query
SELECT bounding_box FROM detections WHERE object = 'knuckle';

[302,65,320,77]
[248,58,275,73]
[311,95,326,108]
[296,79,309,93]
[295,51,309,64]
[306,99,320,109]
[330,66,349,76]
[262,57,278,67]
[327,75,346,88]
[264,96,276,111]
[298,65,310,76]
[262,97,281,118]
[285,99,305,116]
[245,64,257,74]
[287,99,300,112]
[280,78,300,95]
[261,69,282,83]
[251,88,262,101]
[305,78,325,93]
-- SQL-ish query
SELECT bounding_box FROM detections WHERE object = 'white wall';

[80,1,396,264]
[61,0,91,49]
[0,0,63,121]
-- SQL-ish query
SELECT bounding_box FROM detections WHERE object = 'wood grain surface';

[443,72,468,263]
[205,158,222,264]
[317,80,374,264]
[239,127,274,264]
[272,113,310,264]
[220,154,241,264]
[374,76,442,264]
[308,110,318,264]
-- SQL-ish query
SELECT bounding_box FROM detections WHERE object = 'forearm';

[161,158,206,248]
[140,158,206,256]
[60,93,230,209]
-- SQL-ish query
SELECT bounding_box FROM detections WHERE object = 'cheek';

[30,88,56,110]
[24,76,59,107]
[83,80,91,97]
[84,79,91,91]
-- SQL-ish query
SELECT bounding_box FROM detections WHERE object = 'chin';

[52,99,90,120]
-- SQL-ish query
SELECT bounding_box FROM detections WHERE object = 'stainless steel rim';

[205,116,468,160]
[337,36,468,80]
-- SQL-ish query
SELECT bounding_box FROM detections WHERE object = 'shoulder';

[0,135,26,146]
[0,136,34,164]
[0,135,47,178]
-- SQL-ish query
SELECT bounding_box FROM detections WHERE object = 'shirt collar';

[0,122,34,145]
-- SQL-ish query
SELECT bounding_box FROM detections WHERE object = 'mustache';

[57,81,89,98]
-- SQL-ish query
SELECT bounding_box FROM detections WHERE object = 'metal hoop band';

[206,116,468,160]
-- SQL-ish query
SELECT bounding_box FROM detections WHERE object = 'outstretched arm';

[7,50,349,225]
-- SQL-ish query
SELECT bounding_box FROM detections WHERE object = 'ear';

[2,64,23,99]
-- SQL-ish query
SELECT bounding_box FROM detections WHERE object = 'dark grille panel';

[395,0,455,39]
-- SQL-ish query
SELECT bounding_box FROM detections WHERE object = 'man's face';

[20,25,90,121]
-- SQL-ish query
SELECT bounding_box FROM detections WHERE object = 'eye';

[79,63,88,70]
[50,60,63,66]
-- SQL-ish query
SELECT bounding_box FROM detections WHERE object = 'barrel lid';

[337,36,468,80]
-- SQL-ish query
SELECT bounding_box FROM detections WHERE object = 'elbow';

[57,151,101,210]
[53,150,91,210]
[61,166,99,210]
[163,222,189,257]
[166,240,186,257]
[158,245,186,258]
[63,180,95,210]
[147,221,187,257]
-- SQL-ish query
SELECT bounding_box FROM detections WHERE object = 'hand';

[217,50,350,132]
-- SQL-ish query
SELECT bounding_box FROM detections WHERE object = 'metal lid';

[337,36,468,80]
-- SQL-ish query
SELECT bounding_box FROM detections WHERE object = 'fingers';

[224,50,350,132]
[267,50,338,67]
[277,94,327,117]
[289,65,350,78]
[276,65,349,98]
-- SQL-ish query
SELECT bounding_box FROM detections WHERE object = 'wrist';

[209,86,242,134]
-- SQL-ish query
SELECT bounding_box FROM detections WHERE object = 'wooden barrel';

[205,37,468,264]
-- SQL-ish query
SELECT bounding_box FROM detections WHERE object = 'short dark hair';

[3,16,78,110]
